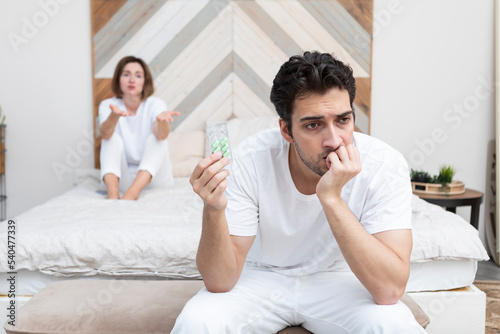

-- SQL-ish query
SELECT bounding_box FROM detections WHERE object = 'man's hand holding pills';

[190,152,231,211]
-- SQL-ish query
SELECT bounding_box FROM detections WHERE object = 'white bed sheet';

[0,269,194,295]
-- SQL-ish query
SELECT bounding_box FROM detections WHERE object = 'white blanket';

[0,176,488,278]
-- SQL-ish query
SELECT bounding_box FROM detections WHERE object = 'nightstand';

[414,188,484,229]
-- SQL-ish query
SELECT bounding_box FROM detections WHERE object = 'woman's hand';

[109,104,133,117]
[153,110,180,140]
[157,110,180,123]
[100,104,132,139]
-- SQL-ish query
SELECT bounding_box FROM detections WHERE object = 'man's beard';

[292,141,338,177]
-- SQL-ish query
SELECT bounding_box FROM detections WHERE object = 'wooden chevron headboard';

[91,0,373,168]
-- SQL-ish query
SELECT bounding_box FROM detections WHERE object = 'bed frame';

[409,285,486,333]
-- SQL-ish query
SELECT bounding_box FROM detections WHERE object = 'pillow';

[410,195,489,262]
[226,116,280,148]
[168,130,205,177]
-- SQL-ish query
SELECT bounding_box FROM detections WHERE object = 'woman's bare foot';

[121,189,140,200]
[121,170,152,200]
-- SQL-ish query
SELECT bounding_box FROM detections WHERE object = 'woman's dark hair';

[270,51,356,133]
[111,56,154,100]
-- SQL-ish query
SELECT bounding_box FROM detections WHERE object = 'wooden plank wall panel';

[337,0,373,35]
[155,4,233,113]
[301,1,371,58]
[91,0,373,168]
[94,0,166,73]
[173,53,234,131]
[91,0,127,34]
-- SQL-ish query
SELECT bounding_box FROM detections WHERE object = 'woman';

[99,56,179,200]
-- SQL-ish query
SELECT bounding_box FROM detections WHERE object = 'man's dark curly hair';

[270,51,356,134]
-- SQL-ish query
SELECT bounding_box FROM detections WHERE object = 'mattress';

[407,259,477,292]
[0,258,477,296]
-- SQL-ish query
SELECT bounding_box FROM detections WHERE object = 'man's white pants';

[172,267,426,334]
[100,133,173,192]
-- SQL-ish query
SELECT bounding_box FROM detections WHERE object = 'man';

[172,51,425,333]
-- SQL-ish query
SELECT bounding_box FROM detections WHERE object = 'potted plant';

[411,165,464,195]
[435,165,456,190]
[410,169,432,183]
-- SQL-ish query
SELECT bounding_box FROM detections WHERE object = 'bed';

[0,116,490,333]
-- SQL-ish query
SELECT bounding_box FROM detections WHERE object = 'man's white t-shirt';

[98,96,166,166]
[226,128,412,276]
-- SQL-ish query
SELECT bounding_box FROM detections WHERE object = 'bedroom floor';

[476,259,500,280]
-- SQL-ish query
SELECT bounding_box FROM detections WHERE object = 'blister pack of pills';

[206,122,231,163]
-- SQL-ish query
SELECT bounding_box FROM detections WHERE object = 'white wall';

[371,0,495,243]
[0,0,496,246]
[0,0,94,218]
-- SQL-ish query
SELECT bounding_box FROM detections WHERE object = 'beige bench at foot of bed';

[3,280,311,334]
[2,280,432,334]
[2,279,457,334]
